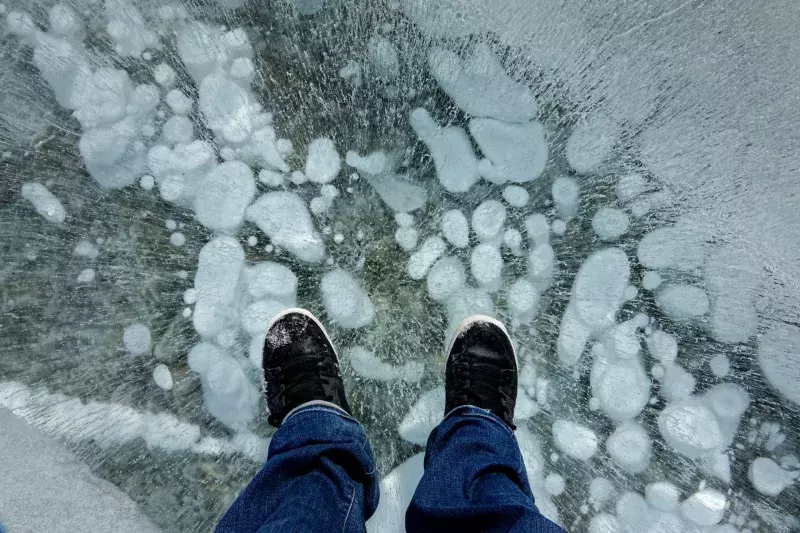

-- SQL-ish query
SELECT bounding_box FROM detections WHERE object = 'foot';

[262,308,351,427]
[445,315,518,428]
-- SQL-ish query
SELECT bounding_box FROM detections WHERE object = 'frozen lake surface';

[1,0,799,531]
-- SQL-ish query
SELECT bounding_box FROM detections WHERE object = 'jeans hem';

[284,402,357,424]
[443,405,516,437]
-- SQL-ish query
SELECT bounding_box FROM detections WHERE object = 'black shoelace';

[267,352,339,425]
[451,358,516,423]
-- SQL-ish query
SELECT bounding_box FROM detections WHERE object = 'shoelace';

[451,358,516,421]
[269,352,338,412]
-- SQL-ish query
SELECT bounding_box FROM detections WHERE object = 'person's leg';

[216,309,379,533]
[406,316,567,533]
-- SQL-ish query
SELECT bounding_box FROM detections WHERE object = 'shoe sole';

[445,314,517,366]
[261,308,340,393]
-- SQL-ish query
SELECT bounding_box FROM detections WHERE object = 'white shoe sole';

[445,314,517,366]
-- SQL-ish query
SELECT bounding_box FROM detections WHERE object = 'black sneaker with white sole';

[262,308,351,427]
[445,315,518,429]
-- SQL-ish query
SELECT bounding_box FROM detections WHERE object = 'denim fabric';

[406,406,567,532]
[216,405,379,533]
[217,404,566,533]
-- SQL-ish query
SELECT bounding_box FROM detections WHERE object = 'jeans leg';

[406,406,567,533]
[216,405,379,533]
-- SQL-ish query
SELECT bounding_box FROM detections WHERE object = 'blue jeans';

[216,404,567,533]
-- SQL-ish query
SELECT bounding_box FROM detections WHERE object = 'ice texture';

[565,115,618,174]
[469,119,548,183]
[410,108,479,193]
[472,200,506,242]
[244,262,297,304]
[407,236,446,280]
[502,185,529,207]
[194,161,256,232]
[428,44,538,122]
[123,324,151,355]
[366,453,424,533]
[246,192,325,263]
[441,209,470,248]
[592,207,629,241]
[680,488,726,526]
[345,346,424,383]
[557,248,630,366]
[21,183,66,223]
[398,387,444,445]
[552,177,579,220]
[470,243,503,290]
[552,419,598,460]
[656,284,709,320]
[320,270,375,329]
[748,457,799,496]
[427,256,466,302]
[658,400,723,458]
[757,323,800,404]
[605,422,652,473]
[305,138,341,184]
[192,237,245,338]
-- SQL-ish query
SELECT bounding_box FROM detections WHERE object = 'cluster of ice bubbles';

[2,0,799,532]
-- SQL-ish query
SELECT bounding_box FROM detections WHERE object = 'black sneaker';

[262,308,351,427]
[445,315,518,429]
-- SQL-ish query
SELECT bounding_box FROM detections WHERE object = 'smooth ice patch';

[321,270,375,329]
[246,192,325,263]
[428,44,538,122]
[658,400,723,458]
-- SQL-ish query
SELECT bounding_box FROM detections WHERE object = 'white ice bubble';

[641,271,662,290]
[258,169,285,187]
[551,176,579,220]
[410,108,479,193]
[407,236,446,280]
[605,422,652,473]
[592,207,629,241]
[123,323,151,355]
[470,119,548,184]
[153,63,176,87]
[321,269,375,329]
[557,248,630,366]
[163,115,194,144]
[193,237,245,337]
[757,323,800,404]
[244,262,297,304]
[658,400,723,458]
[565,115,618,174]
[427,44,538,123]
[152,364,173,391]
[507,279,540,325]
[246,191,325,263]
[748,457,799,497]
[395,212,414,227]
[74,239,99,259]
[471,243,503,290]
[367,36,400,79]
[169,232,185,246]
[427,256,466,302]
[472,200,506,241]
[241,300,287,336]
[660,364,696,401]
[503,228,523,256]
[525,214,549,247]
[637,223,708,272]
[166,89,193,115]
[445,288,494,333]
[646,330,677,363]
[345,346,424,383]
[588,513,620,533]
[366,453,425,533]
[552,419,598,460]
[551,219,566,236]
[305,137,341,184]
[399,387,444,445]
[139,174,155,190]
[105,0,158,57]
[503,185,530,207]
[21,183,66,224]
[76,268,95,283]
[709,354,730,378]
[680,488,726,526]
[442,209,469,248]
[644,481,680,513]
[195,161,255,232]
[616,173,646,202]
[394,227,419,252]
[364,172,427,213]
[545,473,565,496]
[589,478,615,506]
[656,284,709,320]
[528,244,555,292]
